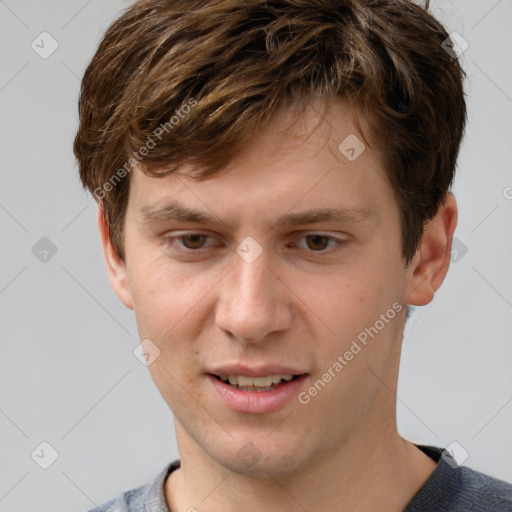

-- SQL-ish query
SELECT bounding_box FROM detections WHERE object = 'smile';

[209,373,309,414]
[215,374,297,391]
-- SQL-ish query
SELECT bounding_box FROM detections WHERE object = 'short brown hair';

[74,0,466,264]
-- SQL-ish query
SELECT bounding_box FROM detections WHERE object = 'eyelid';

[162,231,218,249]
[292,231,350,252]
[162,230,350,253]
[300,230,349,239]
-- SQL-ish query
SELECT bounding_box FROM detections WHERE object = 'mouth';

[208,370,309,414]
[211,373,303,392]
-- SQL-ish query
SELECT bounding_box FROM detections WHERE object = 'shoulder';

[87,485,147,512]
[407,445,512,512]
[450,464,512,511]
[86,460,180,512]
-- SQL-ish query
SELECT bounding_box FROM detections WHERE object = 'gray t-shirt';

[89,445,512,511]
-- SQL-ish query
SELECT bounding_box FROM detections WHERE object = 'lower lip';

[208,374,308,414]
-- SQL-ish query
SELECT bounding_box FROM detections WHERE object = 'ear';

[405,192,458,306]
[97,206,134,310]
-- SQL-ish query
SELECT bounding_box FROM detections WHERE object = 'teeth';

[219,374,295,387]
[253,376,273,387]
[238,375,257,387]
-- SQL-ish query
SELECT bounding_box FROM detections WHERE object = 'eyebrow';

[140,201,374,228]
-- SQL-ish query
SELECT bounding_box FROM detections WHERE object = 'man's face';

[116,100,413,477]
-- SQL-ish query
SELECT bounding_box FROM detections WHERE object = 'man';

[73,0,512,510]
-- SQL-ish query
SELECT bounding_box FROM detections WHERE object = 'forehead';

[126,98,395,226]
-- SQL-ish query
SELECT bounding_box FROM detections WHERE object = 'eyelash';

[162,232,349,257]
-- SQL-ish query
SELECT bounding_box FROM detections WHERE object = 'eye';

[294,233,348,254]
[163,232,214,251]
[304,234,332,251]
[162,231,349,257]
[177,233,209,249]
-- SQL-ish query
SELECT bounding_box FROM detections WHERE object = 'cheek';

[128,259,221,365]
[129,257,204,320]
[305,261,404,361]
[303,265,382,327]
[148,364,199,417]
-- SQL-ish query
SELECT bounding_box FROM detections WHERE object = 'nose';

[214,248,293,344]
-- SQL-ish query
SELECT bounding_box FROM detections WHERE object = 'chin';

[207,438,312,480]
[217,453,300,479]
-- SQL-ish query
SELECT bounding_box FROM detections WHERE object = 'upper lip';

[208,364,308,378]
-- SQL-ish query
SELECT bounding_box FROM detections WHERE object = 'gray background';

[0,0,511,510]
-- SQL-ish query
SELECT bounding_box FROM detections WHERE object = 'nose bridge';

[233,250,272,305]
[215,245,290,342]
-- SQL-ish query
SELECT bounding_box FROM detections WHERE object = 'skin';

[99,99,457,512]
